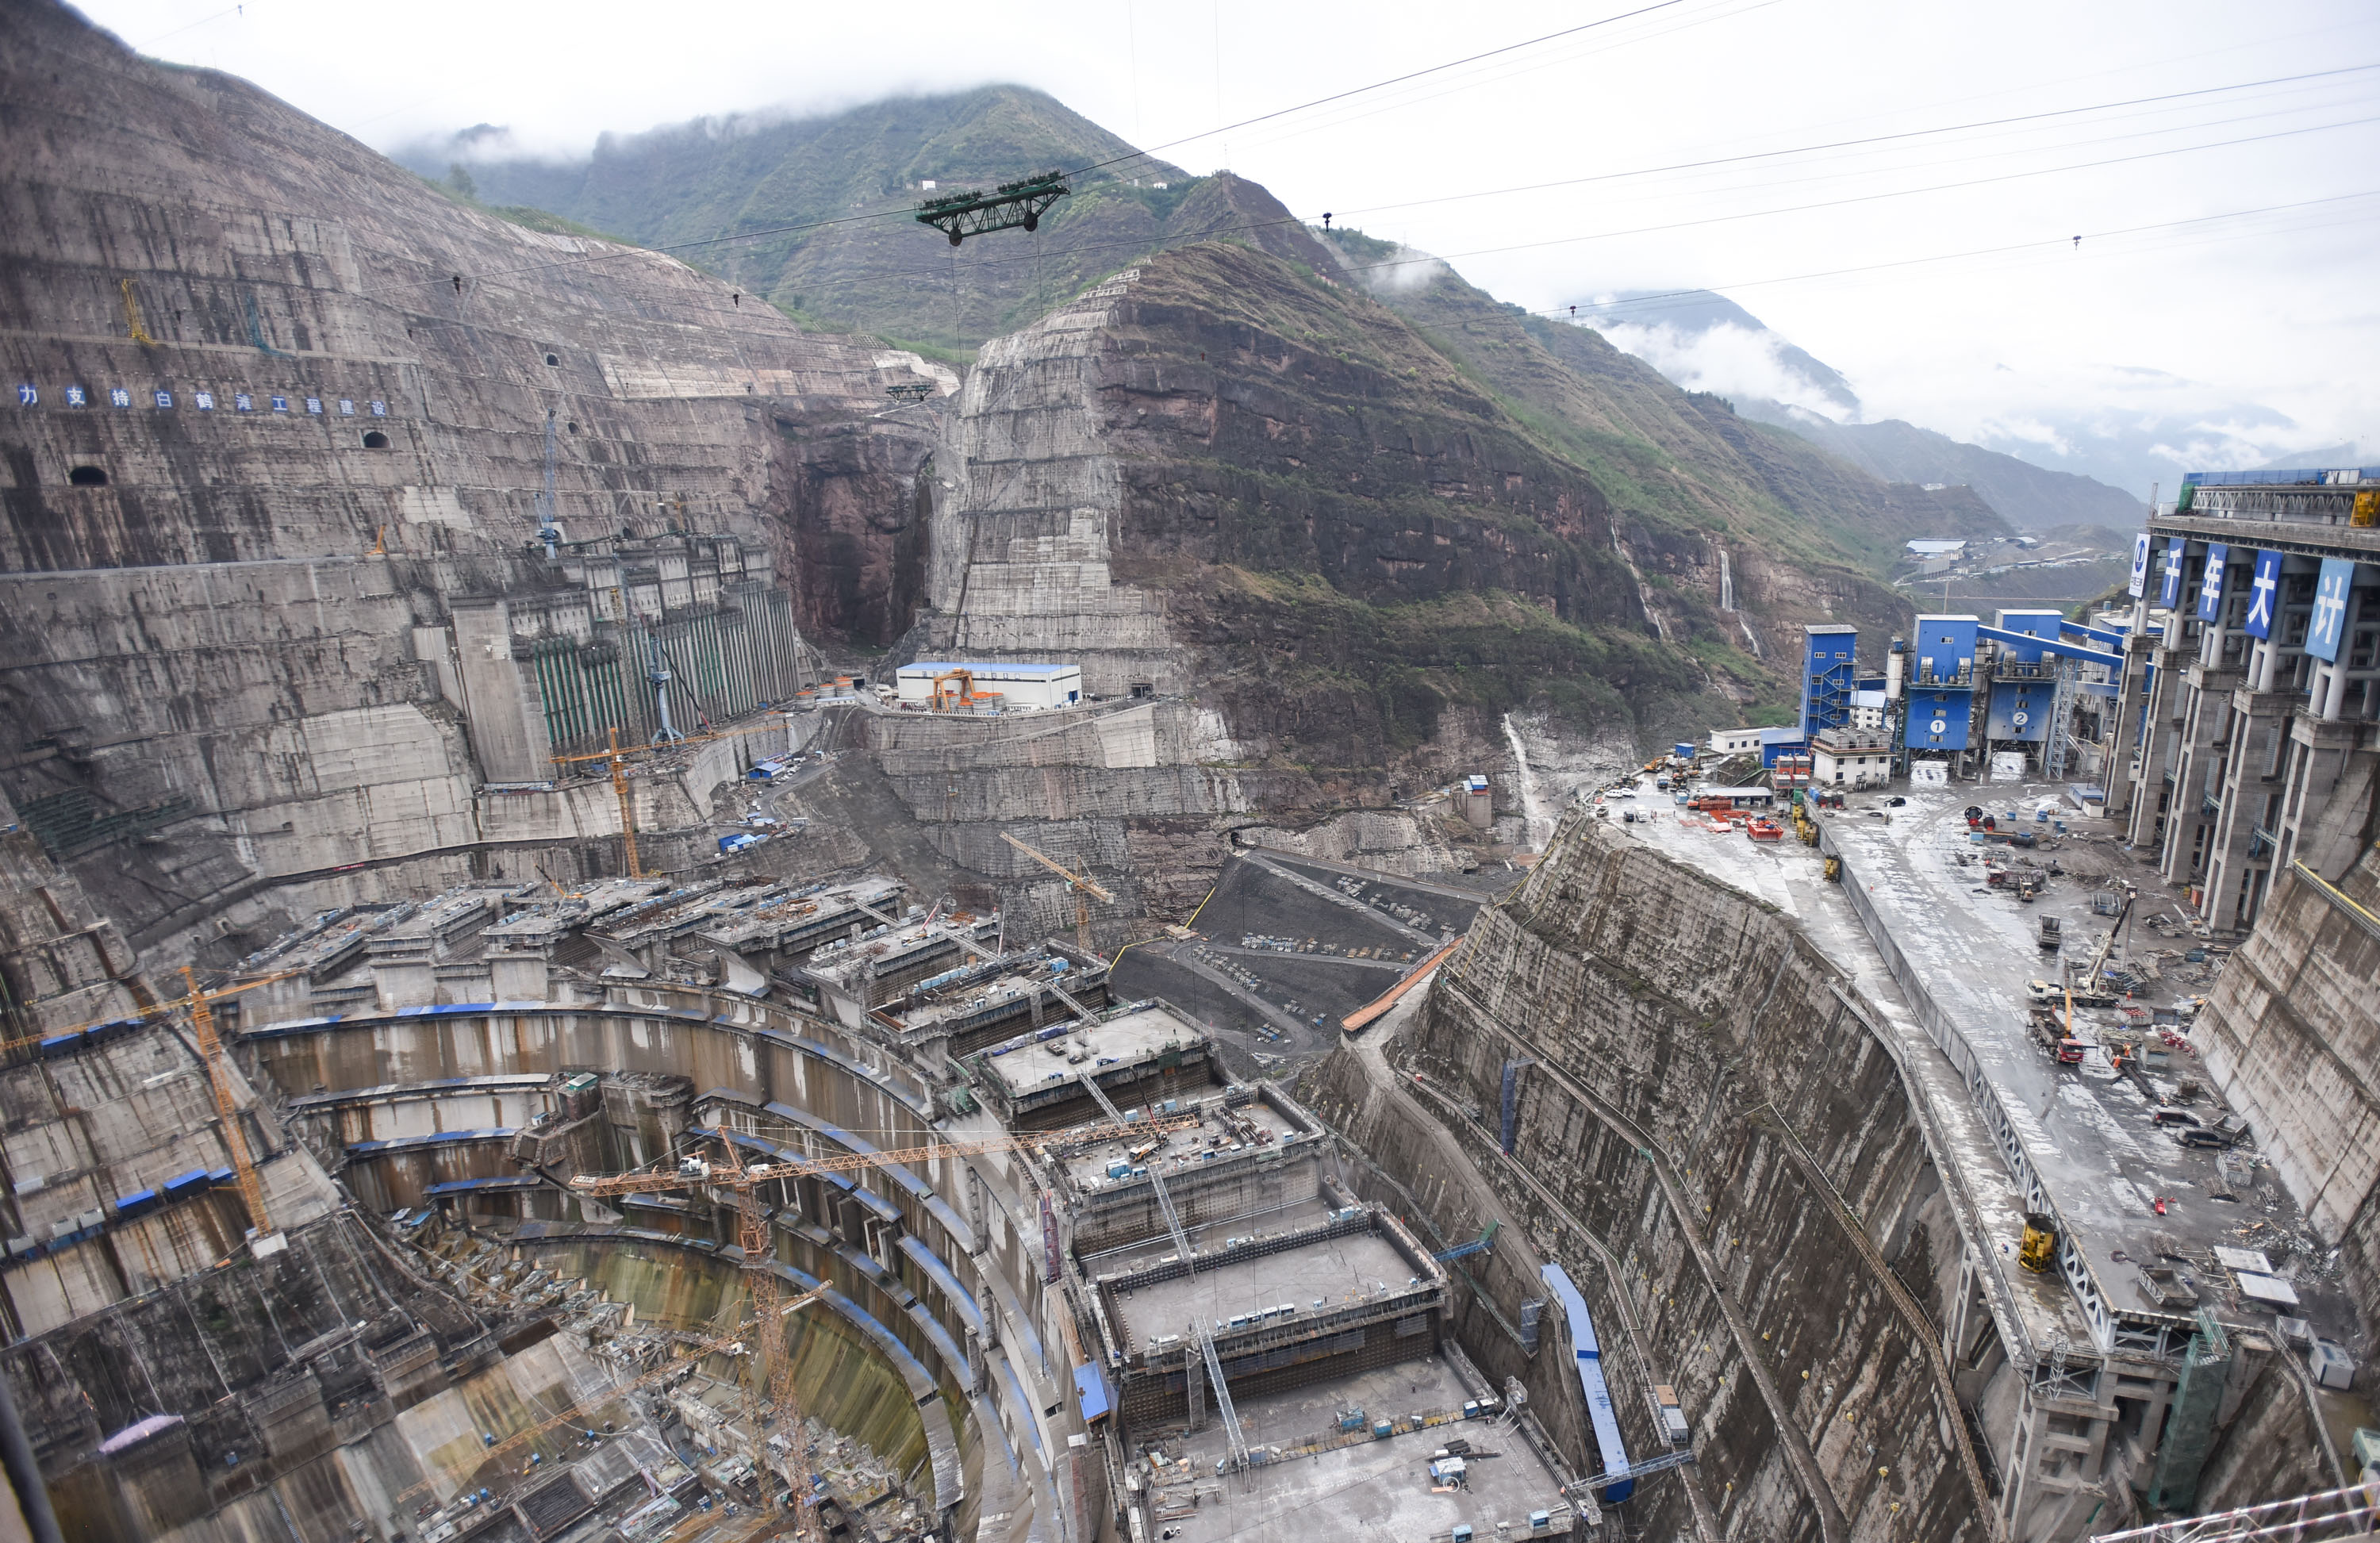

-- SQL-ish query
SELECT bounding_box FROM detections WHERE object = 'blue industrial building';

[1907,614,1979,754]
[1983,609,2060,743]
[1798,624,1860,739]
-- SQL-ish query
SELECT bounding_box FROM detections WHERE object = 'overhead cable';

[1330,62,2380,221]
[1058,0,1702,178]
[406,57,2380,297]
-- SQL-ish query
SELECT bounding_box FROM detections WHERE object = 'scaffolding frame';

[2089,1480,2378,1543]
[2044,654,2082,781]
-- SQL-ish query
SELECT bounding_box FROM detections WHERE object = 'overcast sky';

[85,0,2380,479]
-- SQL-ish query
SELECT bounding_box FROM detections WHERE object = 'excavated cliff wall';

[884,234,1714,926]
[0,0,939,951]
[1309,812,1994,1541]
[2194,844,2380,1324]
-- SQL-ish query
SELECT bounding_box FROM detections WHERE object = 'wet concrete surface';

[1144,1353,1576,1541]
[1615,775,2359,1345]
[1111,1227,1417,1346]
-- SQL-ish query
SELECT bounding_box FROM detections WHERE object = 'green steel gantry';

[915,171,1070,245]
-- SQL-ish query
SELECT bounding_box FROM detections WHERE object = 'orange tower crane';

[568,1115,1192,1533]
[551,716,799,879]
[16,967,309,1257]
[997,832,1115,954]
[2,966,304,1059]
[181,965,280,1253]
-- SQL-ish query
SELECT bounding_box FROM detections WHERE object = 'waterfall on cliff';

[1718,547,1764,657]
[1499,713,1556,852]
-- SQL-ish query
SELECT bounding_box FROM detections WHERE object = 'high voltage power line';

[1056,0,1708,178]
[850,110,2380,288]
[1326,63,2380,221]
[1499,190,2380,325]
[417,58,2380,301]
[398,0,1723,290]
[1326,111,2380,277]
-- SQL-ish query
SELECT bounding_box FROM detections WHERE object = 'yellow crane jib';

[548,715,796,880]
[5,965,308,1058]
[998,831,1116,954]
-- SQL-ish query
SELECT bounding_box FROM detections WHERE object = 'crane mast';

[181,965,278,1253]
[998,831,1116,955]
[551,715,797,881]
[719,1142,816,1535]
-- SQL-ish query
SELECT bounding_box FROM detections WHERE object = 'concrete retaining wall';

[240,983,1091,1538]
[1317,812,1992,1541]
[2194,846,2380,1322]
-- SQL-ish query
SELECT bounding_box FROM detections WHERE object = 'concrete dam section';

[0,3,2374,1541]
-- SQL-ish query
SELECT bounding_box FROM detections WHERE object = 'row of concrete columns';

[2107,537,2378,934]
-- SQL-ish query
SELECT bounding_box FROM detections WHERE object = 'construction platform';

[1106,1217,1422,1345]
[1140,1353,1580,1541]
[870,945,1111,1056]
[970,1003,1217,1128]
[1111,850,1517,1077]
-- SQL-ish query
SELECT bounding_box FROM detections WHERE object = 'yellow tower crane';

[15,968,306,1255]
[181,965,280,1253]
[551,716,799,880]
[998,831,1115,955]
[569,1114,1189,1534]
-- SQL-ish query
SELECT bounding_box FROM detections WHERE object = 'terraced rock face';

[884,210,1990,921]
[2194,844,2380,1322]
[1387,813,1992,1541]
[0,0,939,948]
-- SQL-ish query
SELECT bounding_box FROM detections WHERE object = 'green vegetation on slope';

[408,86,1219,350]
[1076,241,1750,759]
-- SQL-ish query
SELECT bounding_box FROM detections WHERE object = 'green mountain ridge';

[402,85,1207,350]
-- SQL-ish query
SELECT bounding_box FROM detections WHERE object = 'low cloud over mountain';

[1572,290,2354,520]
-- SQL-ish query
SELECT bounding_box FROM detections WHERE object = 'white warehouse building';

[895,661,1084,711]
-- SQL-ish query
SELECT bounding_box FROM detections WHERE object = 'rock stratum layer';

[0,0,946,951]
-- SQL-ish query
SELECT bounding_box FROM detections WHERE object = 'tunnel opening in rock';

[67,465,106,486]
[361,430,389,449]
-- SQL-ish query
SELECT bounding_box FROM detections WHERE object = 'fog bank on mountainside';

[1575,291,2152,526]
